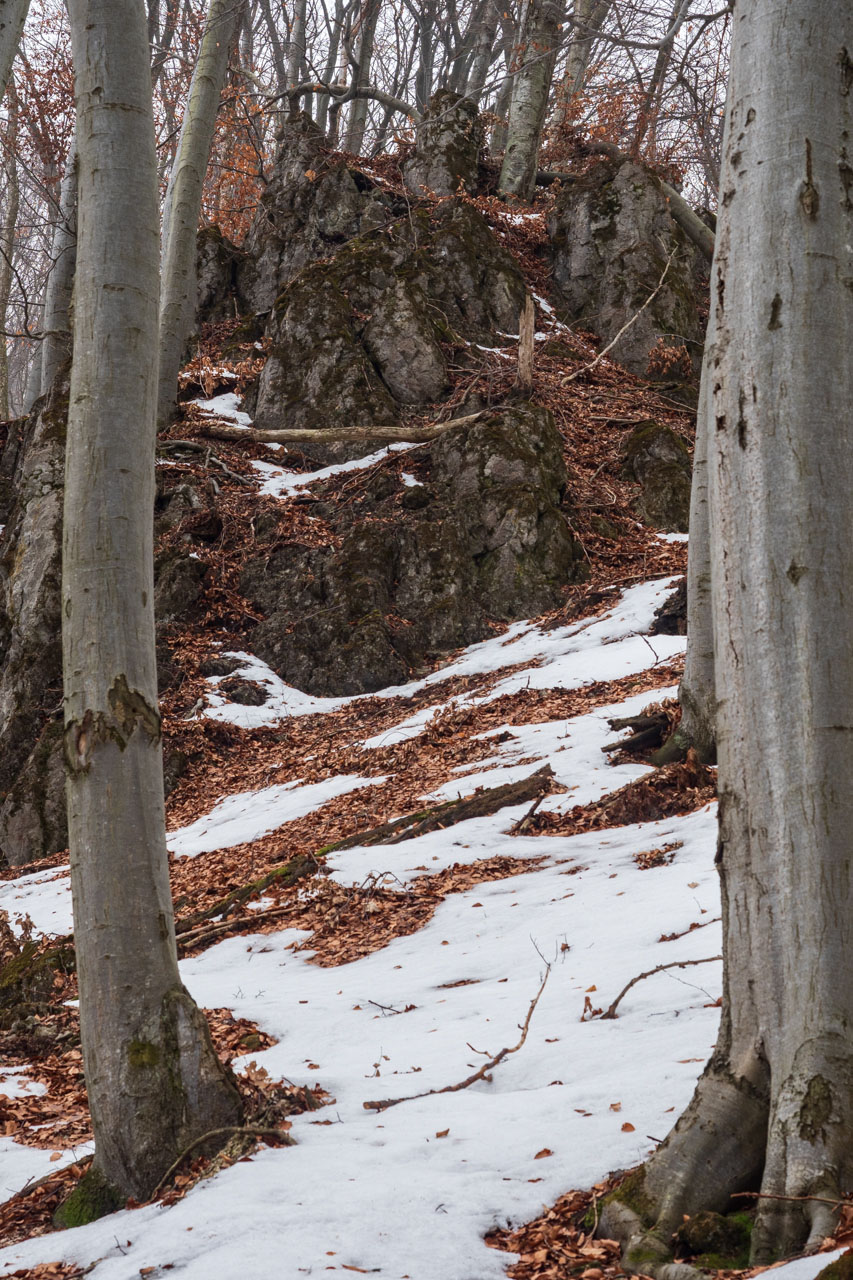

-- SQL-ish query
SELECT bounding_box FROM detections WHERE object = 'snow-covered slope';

[0,578,831,1280]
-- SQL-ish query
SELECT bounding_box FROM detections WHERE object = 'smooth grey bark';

[157,0,246,429]
[286,0,307,90]
[602,0,853,1268]
[315,0,346,135]
[342,0,380,154]
[38,133,77,402]
[0,0,30,91]
[557,0,610,121]
[0,80,18,418]
[497,0,563,199]
[61,0,241,1211]
[466,0,501,99]
[653,323,716,766]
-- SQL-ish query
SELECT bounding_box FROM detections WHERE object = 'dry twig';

[601,955,721,1019]
[363,966,550,1111]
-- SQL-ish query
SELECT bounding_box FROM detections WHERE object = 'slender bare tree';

[601,1,853,1268]
[37,131,76,402]
[498,0,564,198]
[0,0,30,93]
[59,0,241,1221]
[157,0,247,428]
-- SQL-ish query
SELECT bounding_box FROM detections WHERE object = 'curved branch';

[282,78,422,123]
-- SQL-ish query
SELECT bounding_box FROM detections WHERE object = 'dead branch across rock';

[192,408,495,447]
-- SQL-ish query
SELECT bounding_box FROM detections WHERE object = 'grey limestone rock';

[622,419,692,531]
[0,377,68,867]
[548,158,705,378]
[238,404,584,697]
[403,89,483,197]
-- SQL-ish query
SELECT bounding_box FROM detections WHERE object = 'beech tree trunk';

[602,1,853,1268]
[466,0,501,99]
[343,0,381,154]
[0,0,29,91]
[60,0,241,1217]
[653,321,716,766]
[497,0,563,199]
[157,0,246,429]
[557,0,610,122]
[38,133,77,402]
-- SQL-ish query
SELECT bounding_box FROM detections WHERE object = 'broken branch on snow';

[601,956,722,1020]
[363,966,550,1112]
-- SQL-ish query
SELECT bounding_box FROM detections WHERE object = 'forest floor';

[1,202,851,1279]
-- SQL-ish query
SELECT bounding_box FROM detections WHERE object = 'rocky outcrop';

[238,114,399,313]
[253,198,526,449]
[622,420,692,531]
[238,404,584,696]
[403,90,483,197]
[0,379,68,868]
[0,419,221,866]
[196,225,251,327]
[547,158,705,378]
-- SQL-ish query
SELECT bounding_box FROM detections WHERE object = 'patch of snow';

[208,577,683,732]
[0,573,725,1280]
[167,775,384,859]
[0,867,73,939]
[0,1068,47,1100]
[656,532,690,543]
[473,343,513,357]
[401,472,422,487]
[251,442,417,499]
[190,392,253,428]
[0,798,720,1278]
[0,1140,94,1206]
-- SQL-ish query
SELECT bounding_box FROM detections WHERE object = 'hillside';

[0,122,848,1280]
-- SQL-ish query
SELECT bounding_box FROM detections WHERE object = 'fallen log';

[323,764,557,852]
[192,408,494,446]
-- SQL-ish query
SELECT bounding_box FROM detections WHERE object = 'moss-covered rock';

[814,1250,853,1280]
[239,113,399,313]
[622,420,692,532]
[0,938,74,1013]
[239,404,585,696]
[196,224,251,326]
[54,1166,124,1229]
[547,158,706,378]
[676,1209,753,1269]
[403,89,484,197]
[253,198,526,454]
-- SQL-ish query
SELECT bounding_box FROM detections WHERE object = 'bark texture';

[601,0,853,1267]
[655,324,716,764]
[61,0,240,1212]
[157,0,246,428]
[0,0,29,92]
[38,134,77,403]
[498,0,562,199]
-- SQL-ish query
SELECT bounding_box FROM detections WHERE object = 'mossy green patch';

[602,1165,656,1229]
[127,1039,161,1070]
[54,1166,123,1228]
[799,1075,833,1144]
[813,1250,853,1280]
[677,1209,753,1269]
